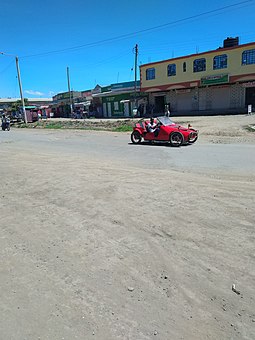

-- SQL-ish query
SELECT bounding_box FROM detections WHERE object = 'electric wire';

[0,59,15,75]
[20,0,254,59]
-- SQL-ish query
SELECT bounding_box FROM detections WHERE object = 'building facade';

[0,98,52,111]
[93,81,148,117]
[140,39,255,115]
[51,91,81,117]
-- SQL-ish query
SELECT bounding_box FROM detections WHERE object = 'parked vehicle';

[131,116,198,147]
[11,110,22,122]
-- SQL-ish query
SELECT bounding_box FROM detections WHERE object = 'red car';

[131,116,198,147]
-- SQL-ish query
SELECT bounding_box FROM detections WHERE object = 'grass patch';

[13,119,135,132]
[44,122,64,129]
[244,125,255,132]
[16,123,30,128]
[112,125,133,132]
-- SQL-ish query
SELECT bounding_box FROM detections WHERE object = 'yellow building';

[140,39,255,115]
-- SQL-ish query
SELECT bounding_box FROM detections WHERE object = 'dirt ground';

[0,115,255,340]
[174,114,255,144]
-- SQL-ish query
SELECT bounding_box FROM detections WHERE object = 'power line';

[0,59,15,75]
[21,0,254,59]
[81,49,131,68]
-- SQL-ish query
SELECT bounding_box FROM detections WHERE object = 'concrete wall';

[148,83,247,116]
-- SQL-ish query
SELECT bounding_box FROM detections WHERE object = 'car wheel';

[131,131,142,144]
[169,132,184,147]
[189,136,198,144]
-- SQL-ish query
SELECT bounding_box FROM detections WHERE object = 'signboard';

[82,91,92,97]
[176,89,191,94]
[111,80,140,90]
[248,104,252,114]
[242,81,255,88]
[57,92,70,100]
[190,82,198,87]
[54,91,81,100]
[201,74,229,86]
[152,92,166,96]
[101,86,111,93]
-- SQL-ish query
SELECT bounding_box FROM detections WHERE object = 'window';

[242,49,255,65]
[183,62,186,72]
[146,68,155,80]
[167,64,176,76]
[213,54,228,69]
[193,58,206,72]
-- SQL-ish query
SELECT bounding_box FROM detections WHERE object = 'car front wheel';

[169,132,183,147]
[131,130,142,144]
[189,135,198,144]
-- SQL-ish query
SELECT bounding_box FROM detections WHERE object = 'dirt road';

[0,115,255,339]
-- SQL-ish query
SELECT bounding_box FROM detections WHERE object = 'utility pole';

[67,66,73,117]
[134,44,138,110]
[15,56,27,124]
[0,52,27,123]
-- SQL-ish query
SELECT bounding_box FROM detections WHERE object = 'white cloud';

[48,91,55,97]
[25,90,44,96]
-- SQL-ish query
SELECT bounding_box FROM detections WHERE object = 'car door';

[154,125,168,141]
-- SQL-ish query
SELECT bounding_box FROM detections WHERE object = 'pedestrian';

[165,103,171,117]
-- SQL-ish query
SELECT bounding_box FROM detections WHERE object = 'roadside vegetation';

[13,119,134,132]
[244,124,255,132]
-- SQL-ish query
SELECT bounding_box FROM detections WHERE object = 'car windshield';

[157,116,174,126]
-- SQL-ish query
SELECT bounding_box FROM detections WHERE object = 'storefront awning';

[74,101,91,106]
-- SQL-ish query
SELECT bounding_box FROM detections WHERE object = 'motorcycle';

[1,117,10,131]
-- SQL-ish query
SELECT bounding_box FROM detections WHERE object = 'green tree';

[9,98,28,112]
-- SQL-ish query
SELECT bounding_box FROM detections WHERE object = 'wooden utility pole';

[67,66,73,117]
[134,44,138,109]
[15,56,27,123]
[1,52,27,123]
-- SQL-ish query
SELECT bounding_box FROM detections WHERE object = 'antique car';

[131,116,198,147]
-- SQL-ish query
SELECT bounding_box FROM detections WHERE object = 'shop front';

[243,82,255,109]
[93,81,148,118]
[102,93,133,117]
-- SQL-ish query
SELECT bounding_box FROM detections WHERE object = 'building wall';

[140,42,255,92]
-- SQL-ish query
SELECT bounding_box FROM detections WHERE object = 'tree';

[9,98,28,112]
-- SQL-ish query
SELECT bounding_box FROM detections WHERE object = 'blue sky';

[0,0,254,98]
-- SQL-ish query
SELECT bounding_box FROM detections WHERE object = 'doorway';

[124,102,129,117]
[154,96,165,114]
[107,102,112,117]
[245,87,255,108]
[103,103,107,117]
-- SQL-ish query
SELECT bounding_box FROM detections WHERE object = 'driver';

[147,117,160,137]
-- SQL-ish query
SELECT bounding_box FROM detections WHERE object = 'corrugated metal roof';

[0,98,52,103]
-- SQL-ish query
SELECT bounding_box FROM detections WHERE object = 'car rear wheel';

[131,130,142,144]
[169,132,183,147]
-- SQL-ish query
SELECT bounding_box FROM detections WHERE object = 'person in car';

[147,118,156,132]
[146,117,160,136]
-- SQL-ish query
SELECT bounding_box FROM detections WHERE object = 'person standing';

[165,103,171,117]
